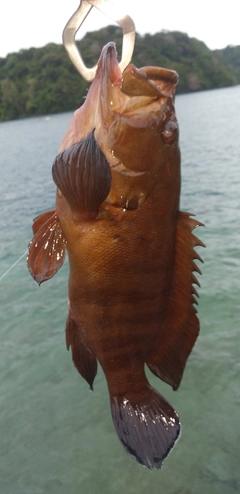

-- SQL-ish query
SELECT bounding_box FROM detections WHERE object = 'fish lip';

[96,42,122,86]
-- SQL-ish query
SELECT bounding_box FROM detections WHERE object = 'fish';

[27,42,204,470]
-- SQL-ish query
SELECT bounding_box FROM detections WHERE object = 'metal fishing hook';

[62,0,135,81]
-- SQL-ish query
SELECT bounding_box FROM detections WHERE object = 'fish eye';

[162,119,178,144]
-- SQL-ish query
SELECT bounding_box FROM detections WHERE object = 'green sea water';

[0,85,239,493]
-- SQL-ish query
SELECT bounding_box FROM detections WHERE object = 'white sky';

[0,0,239,58]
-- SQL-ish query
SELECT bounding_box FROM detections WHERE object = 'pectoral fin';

[52,130,112,220]
[65,311,97,390]
[27,210,66,285]
[146,211,205,390]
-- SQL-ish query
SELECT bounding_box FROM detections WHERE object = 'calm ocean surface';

[0,85,239,494]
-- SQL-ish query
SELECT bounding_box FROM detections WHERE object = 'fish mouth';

[94,42,179,139]
[95,42,122,87]
[95,41,178,99]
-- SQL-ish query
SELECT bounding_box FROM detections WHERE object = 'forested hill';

[0,26,239,121]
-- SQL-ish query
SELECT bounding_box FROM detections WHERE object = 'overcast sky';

[0,0,239,58]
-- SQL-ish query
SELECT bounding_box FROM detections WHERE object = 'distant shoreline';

[0,27,239,122]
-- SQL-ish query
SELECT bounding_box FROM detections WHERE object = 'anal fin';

[65,311,97,390]
[147,211,205,390]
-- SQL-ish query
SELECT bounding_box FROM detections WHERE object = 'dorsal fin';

[146,211,205,390]
[27,210,67,285]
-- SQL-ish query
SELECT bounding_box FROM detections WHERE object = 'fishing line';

[0,250,28,282]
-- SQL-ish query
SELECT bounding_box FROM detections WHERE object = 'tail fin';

[110,385,180,469]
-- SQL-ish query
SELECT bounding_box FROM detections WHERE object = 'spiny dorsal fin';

[27,210,67,285]
[146,211,205,390]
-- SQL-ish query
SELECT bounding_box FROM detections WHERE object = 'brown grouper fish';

[27,42,203,469]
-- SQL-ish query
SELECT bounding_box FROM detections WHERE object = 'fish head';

[54,42,180,220]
